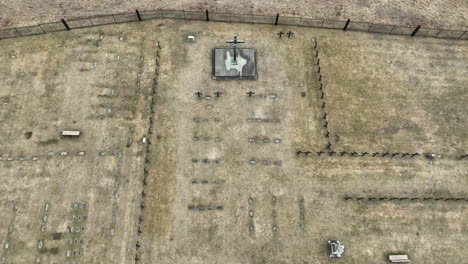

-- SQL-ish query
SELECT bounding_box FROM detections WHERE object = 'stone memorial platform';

[212,48,257,80]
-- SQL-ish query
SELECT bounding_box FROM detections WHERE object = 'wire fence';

[0,9,466,40]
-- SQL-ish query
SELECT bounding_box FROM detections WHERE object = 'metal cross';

[215,91,222,97]
[226,35,245,65]
[247,91,255,97]
[277,32,284,38]
[195,91,202,97]
[287,31,294,38]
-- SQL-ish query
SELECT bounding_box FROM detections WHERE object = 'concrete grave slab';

[213,48,257,80]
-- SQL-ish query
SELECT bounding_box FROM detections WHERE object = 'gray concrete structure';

[213,48,257,80]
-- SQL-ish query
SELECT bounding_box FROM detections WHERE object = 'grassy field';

[316,32,468,156]
[0,19,466,264]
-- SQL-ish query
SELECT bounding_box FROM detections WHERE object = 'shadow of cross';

[226,35,245,65]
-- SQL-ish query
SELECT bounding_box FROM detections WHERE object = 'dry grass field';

[0,23,155,263]
[0,19,467,264]
[317,33,468,155]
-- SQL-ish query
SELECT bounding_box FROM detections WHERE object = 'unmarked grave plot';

[316,32,468,155]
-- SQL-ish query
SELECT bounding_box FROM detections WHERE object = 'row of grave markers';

[297,151,422,158]
[201,91,277,99]
[134,41,161,264]
[247,196,306,232]
[247,197,282,232]
[191,158,284,166]
[244,61,289,231]
[190,92,287,235]
[109,150,125,239]
[110,40,140,234]
[66,202,88,263]
[93,34,146,120]
[1,205,18,263]
[277,31,294,39]
[189,90,224,210]
[245,88,291,232]
[125,38,145,147]
[1,202,88,264]
[311,37,332,151]
[297,151,468,160]
[344,196,468,202]
[0,151,123,162]
[187,59,232,230]
[35,203,51,263]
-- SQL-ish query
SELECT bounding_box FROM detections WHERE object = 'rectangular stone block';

[460,31,468,40]
[210,13,231,22]
[16,26,44,36]
[436,30,465,39]
[161,10,185,19]
[369,24,395,34]
[390,26,415,35]
[278,16,301,26]
[230,14,253,23]
[348,21,372,31]
[67,19,93,29]
[415,28,441,37]
[39,22,66,32]
[252,15,275,24]
[0,28,21,39]
[322,20,346,29]
[90,16,115,26]
[300,18,323,28]
[113,13,138,23]
[185,11,205,20]
[140,10,163,20]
